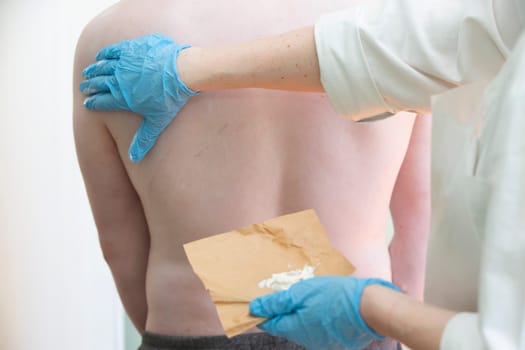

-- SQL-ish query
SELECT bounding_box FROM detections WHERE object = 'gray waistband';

[139,331,305,350]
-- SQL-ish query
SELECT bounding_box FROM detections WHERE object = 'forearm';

[389,184,430,301]
[389,235,427,301]
[99,226,150,334]
[177,26,323,92]
[389,115,431,300]
[107,252,149,334]
[361,285,456,350]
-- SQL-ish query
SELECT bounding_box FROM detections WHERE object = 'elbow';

[96,226,126,266]
[99,235,121,266]
[96,224,150,268]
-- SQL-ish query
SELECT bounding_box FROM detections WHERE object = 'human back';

[74,0,418,337]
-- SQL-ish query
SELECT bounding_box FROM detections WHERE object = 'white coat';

[314,1,525,348]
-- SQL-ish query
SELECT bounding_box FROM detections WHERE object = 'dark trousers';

[138,331,402,350]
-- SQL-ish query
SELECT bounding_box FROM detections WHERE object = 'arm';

[361,284,456,350]
[84,0,519,103]
[250,276,457,350]
[389,114,431,300]
[177,26,323,93]
[180,1,516,119]
[81,1,518,161]
[74,40,149,332]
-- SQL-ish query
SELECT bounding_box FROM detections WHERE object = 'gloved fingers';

[256,315,291,337]
[128,119,164,162]
[84,93,126,111]
[249,290,297,319]
[80,76,117,95]
[95,40,127,60]
[82,59,118,79]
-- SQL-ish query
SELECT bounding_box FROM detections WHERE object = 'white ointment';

[258,265,316,291]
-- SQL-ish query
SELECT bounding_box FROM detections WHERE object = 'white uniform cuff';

[314,9,394,121]
[441,312,484,350]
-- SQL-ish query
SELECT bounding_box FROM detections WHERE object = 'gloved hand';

[80,34,198,162]
[249,276,400,350]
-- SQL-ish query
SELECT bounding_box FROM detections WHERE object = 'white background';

[0,1,125,349]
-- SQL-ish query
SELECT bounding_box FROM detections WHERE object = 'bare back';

[74,0,419,336]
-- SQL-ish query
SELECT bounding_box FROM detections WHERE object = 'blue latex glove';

[250,276,400,350]
[80,34,198,162]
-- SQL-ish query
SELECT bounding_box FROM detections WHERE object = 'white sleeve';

[440,32,525,350]
[314,0,524,121]
[440,313,484,350]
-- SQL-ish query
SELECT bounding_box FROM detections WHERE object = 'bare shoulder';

[72,1,192,168]
[73,2,129,83]
[72,2,145,159]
